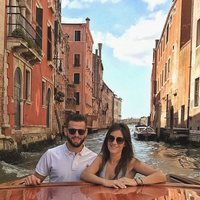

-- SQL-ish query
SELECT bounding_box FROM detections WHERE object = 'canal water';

[0,125,200,184]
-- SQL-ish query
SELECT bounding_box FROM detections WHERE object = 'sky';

[61,0,172,119]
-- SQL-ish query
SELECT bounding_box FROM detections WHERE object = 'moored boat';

[134,125,157,141]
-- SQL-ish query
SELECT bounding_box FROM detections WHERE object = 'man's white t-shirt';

[35,143,97,182]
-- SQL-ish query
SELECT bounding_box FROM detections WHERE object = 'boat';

[0,174,200,200]
[134,125,157,141]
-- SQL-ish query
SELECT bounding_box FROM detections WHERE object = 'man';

[25,114,97,185]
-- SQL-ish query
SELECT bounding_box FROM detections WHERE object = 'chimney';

[155,39,159,48]
[85,17,90,28]
[98,43,102,59]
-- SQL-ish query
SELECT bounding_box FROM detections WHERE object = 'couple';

[25,114,166,188]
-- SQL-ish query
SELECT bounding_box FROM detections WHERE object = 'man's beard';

[67,135,85,147]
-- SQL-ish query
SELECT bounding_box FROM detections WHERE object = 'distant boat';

[134,125,157,141]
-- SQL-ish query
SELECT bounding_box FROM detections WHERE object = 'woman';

[81,123,166,189]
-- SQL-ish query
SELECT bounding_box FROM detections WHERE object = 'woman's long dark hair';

[99,123,134,179]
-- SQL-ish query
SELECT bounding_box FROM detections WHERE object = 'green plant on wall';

[11,28,25,39]
[11,28,42,57]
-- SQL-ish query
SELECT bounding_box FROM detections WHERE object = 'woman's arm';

[81,155,105,185]
[132,158,167,185]
[81,155,126,189]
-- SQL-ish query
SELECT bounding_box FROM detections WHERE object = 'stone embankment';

[0,132,58,164]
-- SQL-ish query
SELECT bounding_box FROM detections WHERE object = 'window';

[75,30,81,41]
[74,54,80,66]
[42,81,46,106]
[47,26,52,61]
[163,36,165,51]
[165,63,167,81]
[160,74,162,88]
[194,78,199,107]
[197,19,200,47]
[74,73,80,84]
[74,92,80,105]
[36,7,43,49]
[181,105,185,126]
[54,20,59,43]
[166,24,169,44]
[25,70,31,100]
[160,42,162,57]
[168,58,171,73]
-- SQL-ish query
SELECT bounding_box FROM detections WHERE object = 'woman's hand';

[118,177,137,186]
[103,179,127,189]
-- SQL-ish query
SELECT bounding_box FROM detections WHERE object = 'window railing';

[7,6,42,53]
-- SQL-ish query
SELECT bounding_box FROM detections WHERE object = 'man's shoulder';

[46,143,65,154]
[83,146,97,157]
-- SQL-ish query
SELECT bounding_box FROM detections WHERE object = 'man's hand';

[25,173,44,186]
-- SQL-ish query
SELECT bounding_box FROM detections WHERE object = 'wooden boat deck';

[0,175,200,200]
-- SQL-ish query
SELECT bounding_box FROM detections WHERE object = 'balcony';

[7,6,42,65]
[65,83,76,112]
[65,98,76,112]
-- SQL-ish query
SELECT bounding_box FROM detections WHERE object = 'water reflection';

[1,184,200,200]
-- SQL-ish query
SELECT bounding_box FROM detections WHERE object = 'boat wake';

[0,161,32,181]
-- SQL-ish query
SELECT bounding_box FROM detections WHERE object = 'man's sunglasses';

[107,135,125,144]
[68,128,86,135]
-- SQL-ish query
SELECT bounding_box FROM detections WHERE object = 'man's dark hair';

[65,113,87,128]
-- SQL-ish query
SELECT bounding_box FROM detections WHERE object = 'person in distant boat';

[81,123,166,188]
[25,113,97,186]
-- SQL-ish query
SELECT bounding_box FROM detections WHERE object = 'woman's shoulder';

[94,154,103,163]
[129,157,141,167]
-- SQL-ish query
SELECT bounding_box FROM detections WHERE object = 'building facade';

[92,43,104,130]
[0,0,68,150]
[0,1,121,151]
[101,82,114,128]
[113,95,122,123]
[62,18,94,129]
[0,0,6,137]
[189,0,200,142]
[150,0,192,138]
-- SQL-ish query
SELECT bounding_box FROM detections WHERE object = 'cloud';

[62,16,85,23]
[92,11,167,66]
[61,0,121,9]
[142,0,168,11]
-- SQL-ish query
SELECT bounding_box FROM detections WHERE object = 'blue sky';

[61,0,172,119]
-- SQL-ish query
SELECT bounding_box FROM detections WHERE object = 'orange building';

[113,95,122,123]
[92,43,104,130]
[62,18,94,129]
[189,0,200,143]
[0,0,67,150]
[0,0,6,136]
[101,82,114,129]
[150,0,192,139]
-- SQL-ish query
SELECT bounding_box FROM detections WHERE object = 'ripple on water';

[1,128,200,183]
[0,161,33,183]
